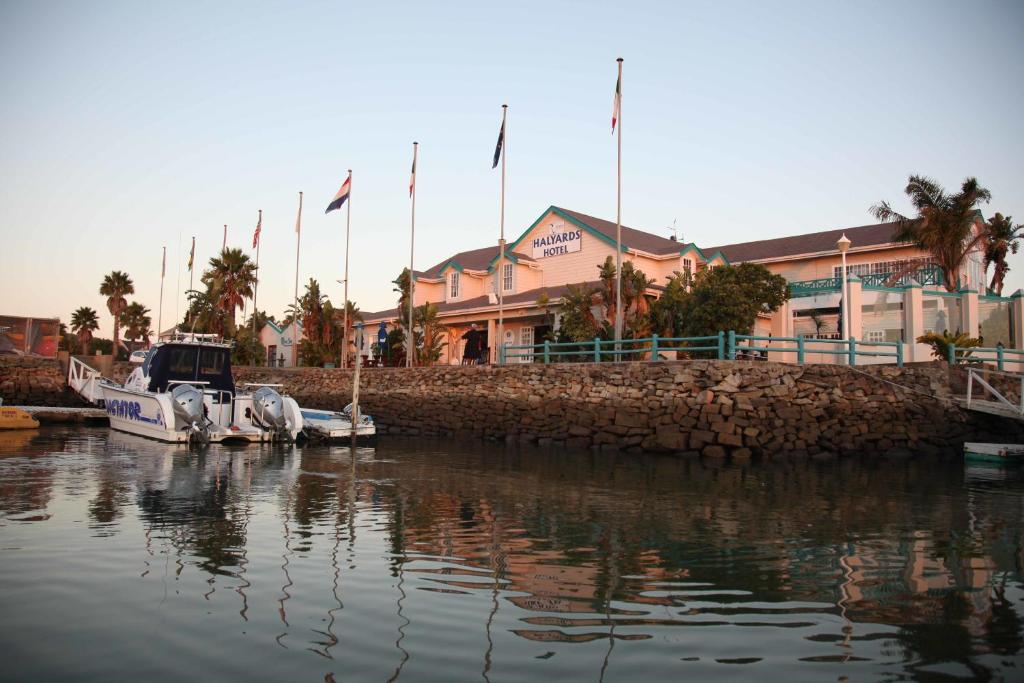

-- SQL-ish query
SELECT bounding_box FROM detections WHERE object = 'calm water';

[1,428,1023,682]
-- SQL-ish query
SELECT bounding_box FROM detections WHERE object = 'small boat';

[0,401,40,430]
[964,442,1024,465]
[71,336,303,445]
[300,404,376,442]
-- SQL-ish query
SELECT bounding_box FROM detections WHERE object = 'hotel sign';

[532,222,582,259]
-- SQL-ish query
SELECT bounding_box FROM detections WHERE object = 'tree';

[557,283,606,342]
[392,268,413,331]
[99,271,134,357]
[182,289,227,336]
[414,302,447,365]
[677,263,789,337]
[119,302,152,350]
[232,326,266,366]
[916,330,980,362]
[339,300,363,363]
[983,213,1023,295]
[70,306,100,351]
[649,271,690,338]
[201,248,257,332]
[871,175,991,292]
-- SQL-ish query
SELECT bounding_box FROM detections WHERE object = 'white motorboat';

[300,404,376,442]
[70,337,303,445]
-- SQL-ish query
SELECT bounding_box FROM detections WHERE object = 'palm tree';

[70,306,100,351]
[119,302,152,350]
[339,300,363,362]
[201,248,257,332]
[871,175,991,292]
[414,302,447,365]
[983,213,1023,295]
[99,271,134,356]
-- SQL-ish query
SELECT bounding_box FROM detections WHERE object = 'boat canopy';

[146,343,235,395]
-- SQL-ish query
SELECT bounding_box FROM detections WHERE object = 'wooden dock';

[10,406,108,424]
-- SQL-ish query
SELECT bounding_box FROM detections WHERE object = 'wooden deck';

[957,398,1024,421]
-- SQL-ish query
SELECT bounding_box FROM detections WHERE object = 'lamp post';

[837,233,851,348]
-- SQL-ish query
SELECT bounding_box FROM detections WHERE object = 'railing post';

[594,337,601,363]
[651,334,659,362]
[997,345,1004,372]
[499,344,506,365]
[543,340,550,364]
[896,341,903,368]
[848,336,857,366]
[948,343,956,365]
[727,330,736,360]
[797,334,805,365]
[717,331,725,360]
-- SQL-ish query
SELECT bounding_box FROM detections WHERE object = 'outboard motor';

[252,386,290,440]
[171,383,210,445]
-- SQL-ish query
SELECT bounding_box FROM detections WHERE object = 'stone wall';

[5,354,1019,458]
[0,357,84,407]
[232,361,1022,458]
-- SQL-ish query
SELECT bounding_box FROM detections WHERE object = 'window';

[833,257,935,280]
[502,263,513,292]
[864,330,885,343]
[449,271,460,299]
[682,258,693,279]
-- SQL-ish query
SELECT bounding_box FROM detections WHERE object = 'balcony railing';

[789,265,944,297]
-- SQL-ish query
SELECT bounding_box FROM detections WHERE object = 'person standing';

[461,324,483,365]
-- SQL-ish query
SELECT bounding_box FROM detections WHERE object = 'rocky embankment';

[4,355,1018,458]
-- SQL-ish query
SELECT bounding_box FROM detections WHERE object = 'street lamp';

[836,234,851,343]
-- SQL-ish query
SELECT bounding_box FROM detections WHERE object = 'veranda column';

[960,287,979,340]
[846,276,863,364]
[903,280,925,363]
[770,300,795,363]
[487,317,497,364]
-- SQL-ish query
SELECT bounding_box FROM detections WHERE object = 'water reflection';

[0,428,1022,681]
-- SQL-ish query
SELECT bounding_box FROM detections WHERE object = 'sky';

[1,0,1022,336]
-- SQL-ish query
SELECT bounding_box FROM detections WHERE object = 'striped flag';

[492,110,505,169]
[409,154,416,197]
[325,176,351,214]
[252,211,262,248]
[611,69,621,133]
[161,247,166,277]
[187,237,195,271]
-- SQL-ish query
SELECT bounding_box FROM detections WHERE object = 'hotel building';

[356,205,1020,366]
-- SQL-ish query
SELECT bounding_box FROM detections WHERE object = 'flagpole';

[223,224,227,252]
[408,142,418,369]
[497,104,507,364]
[252,209,262,364]
[614,57,623,353]
[342,170,352,368]
[294,191,303,367]
[157,246,166,345]
[188,236,195,330]
[174,232,181,334]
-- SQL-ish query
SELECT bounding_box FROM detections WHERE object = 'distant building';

[362,205,1019,366]
[258,320,303,367]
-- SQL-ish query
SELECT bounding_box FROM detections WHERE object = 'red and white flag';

[611,69,621,133]
[409,153,416,197]
[252,211,262,248]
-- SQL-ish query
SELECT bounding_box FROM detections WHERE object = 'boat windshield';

[146,344,234,395]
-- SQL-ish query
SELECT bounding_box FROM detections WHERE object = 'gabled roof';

[705,221,904,263]
[552,207,692,256]
[418,246,536,279]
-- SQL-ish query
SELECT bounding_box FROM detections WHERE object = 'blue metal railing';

[949,344,1024,372]
[789,265,944,297]
[500,332,903,367]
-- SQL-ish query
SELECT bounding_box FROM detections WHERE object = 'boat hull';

[300,408,377,442]
[964,442,1024,465]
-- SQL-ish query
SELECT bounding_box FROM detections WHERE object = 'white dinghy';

[300,404,376,442]
[70,337,303,445]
